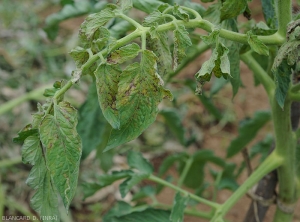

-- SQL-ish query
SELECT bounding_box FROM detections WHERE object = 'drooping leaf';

[158,153,189,176]
[220,0,247,22]
[127,151,153,174]
[252,21,277,36]
[173,4,189,22]
[132,0,163,14]
[39,101,82,209]
[170,192,188,222]
[226,111,271,158]
[273,40,300,69]
[95,63,121,129]
[79,7,115,42]
[173,24,192,69]
[119,173,149,198]
[273,60,292,108]
[77,83,111,159]
[104,50,172,151]
[148,28,172,76]
[23,135,60,221]
[247,31,269,56]
[82,170,133,198]
[108,43,140,64]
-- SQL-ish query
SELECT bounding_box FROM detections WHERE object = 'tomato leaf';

[132,0,163,14]
[119,173,149,198]
[95,63,122,129]
[173,4,189,22]
[104,50,172,151]
[247,31,269,56]
[127,151,153,174]
[39,101,82,209]
[173,24,192,69]
[108,43,140,64]
[226,111,271,158]
[220,0,247,21]
[170,192,188,222]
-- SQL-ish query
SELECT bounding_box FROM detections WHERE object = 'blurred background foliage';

[0,0,282,221]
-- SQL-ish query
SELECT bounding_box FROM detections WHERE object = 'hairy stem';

[148,174,220,209]
[275,0,292,37]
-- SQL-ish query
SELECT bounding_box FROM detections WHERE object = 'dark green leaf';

[83,170,133,198]
[13,124,38,144]
[119,173,149,198]
[173,4,189,22]
[273,60,292,108]
[261,0,277,28]
[127,151,153,174]
[132,185,156,201]
[77,83,111,159]
[103,201,138,222]
[220,0,247,21]
[95,63,121,129]
[159,109,186,146]
[108,43,140,64]
[158,153,189,176]
[104,50,172,151]
[39,101,82,209]
[170,192,188,222]
[132,0,163,14]
[210,77,228,96]
[252,21,277,36]
[109,20,133,39]
[250,134,273,162]
[173,24,192,69]
[247,31,269,56]
[106,208,171,222]
[226,111,271,158]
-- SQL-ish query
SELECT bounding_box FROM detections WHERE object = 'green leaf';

[170,192,188,222]
[132,0,163,14]
[119,173,149,198]
[220,0,247,21]
[183,2,205,17]
[143,10,165,27]
[106,208,171,222]
[82,170,133,198]
[173,4,189,22]
[247,31,269,56]
[203,3,221,24]
[104,50,172,151]
[261,0,277,28]
[21,135,41,165]
[39,101,82,209]
[159,109,186,146]
[103,201,138,222]
[77,83,111,159]
[273,60,292,108]
[13,124,38,144]
[109,20,134,39]
[250,134,273,162]
[127,151,153,173]
[173,24,192,69]
[226,111,271,158]
[23,135,59,221]
[80,7,115,42]
[148,28,172,76]
[69,46,89,68]
[132,185,156,201]
[120,0,133,12]
[108,43,140,64]
[95,63,121,129]
[158,153,189,176]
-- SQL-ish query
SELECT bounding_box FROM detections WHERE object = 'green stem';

[272,97,297,221]
[0,157,22,168]
[240,52,275,98]
[148,174,220,209]
[0,84,51,116]
[180,6,202,19]
[275,0,292,37]
[152,203,213,220]
[217,151,283,218]
[289,92,300,102]
[177,157,194,187]
[117,13,144,30]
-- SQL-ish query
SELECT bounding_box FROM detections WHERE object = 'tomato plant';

[8,0,300,221]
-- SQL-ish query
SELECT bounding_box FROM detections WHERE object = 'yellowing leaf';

[104,50,172,151]
[39,101,82,210]
[95,63,122,129]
